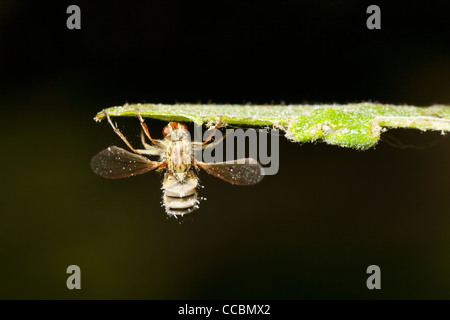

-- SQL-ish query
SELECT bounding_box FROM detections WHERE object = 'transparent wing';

[91,146,162,179]
[197,158,264,185]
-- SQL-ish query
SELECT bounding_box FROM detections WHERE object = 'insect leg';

[193,116,223,148]
[201,129,231,150]
[133,148,162,156]
[135,109,158,144]
[140,130,163,155]
[105,110,142,154]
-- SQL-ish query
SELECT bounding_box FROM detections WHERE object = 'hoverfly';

[91,110,264,216]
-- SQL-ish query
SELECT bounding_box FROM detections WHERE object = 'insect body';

[160,121,198,215]
[91,111,264,216]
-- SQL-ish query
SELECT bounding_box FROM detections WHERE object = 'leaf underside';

[94,103,450,149]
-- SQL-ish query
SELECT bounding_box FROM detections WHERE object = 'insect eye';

[178,123,188,130]
[162,125,171,136]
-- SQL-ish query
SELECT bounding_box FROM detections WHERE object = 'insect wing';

[91,146,161,179]
[197,158,264,185]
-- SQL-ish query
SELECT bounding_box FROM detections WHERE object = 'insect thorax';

[165,133,193,181]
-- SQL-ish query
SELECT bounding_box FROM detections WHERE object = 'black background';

[0,0,449,299]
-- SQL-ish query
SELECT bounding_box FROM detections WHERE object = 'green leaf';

[94,103,450,149]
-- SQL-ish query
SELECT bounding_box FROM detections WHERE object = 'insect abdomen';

[163,192,198,216]
[162,171,199,216]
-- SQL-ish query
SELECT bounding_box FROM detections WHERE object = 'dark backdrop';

[0,0,449,299]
